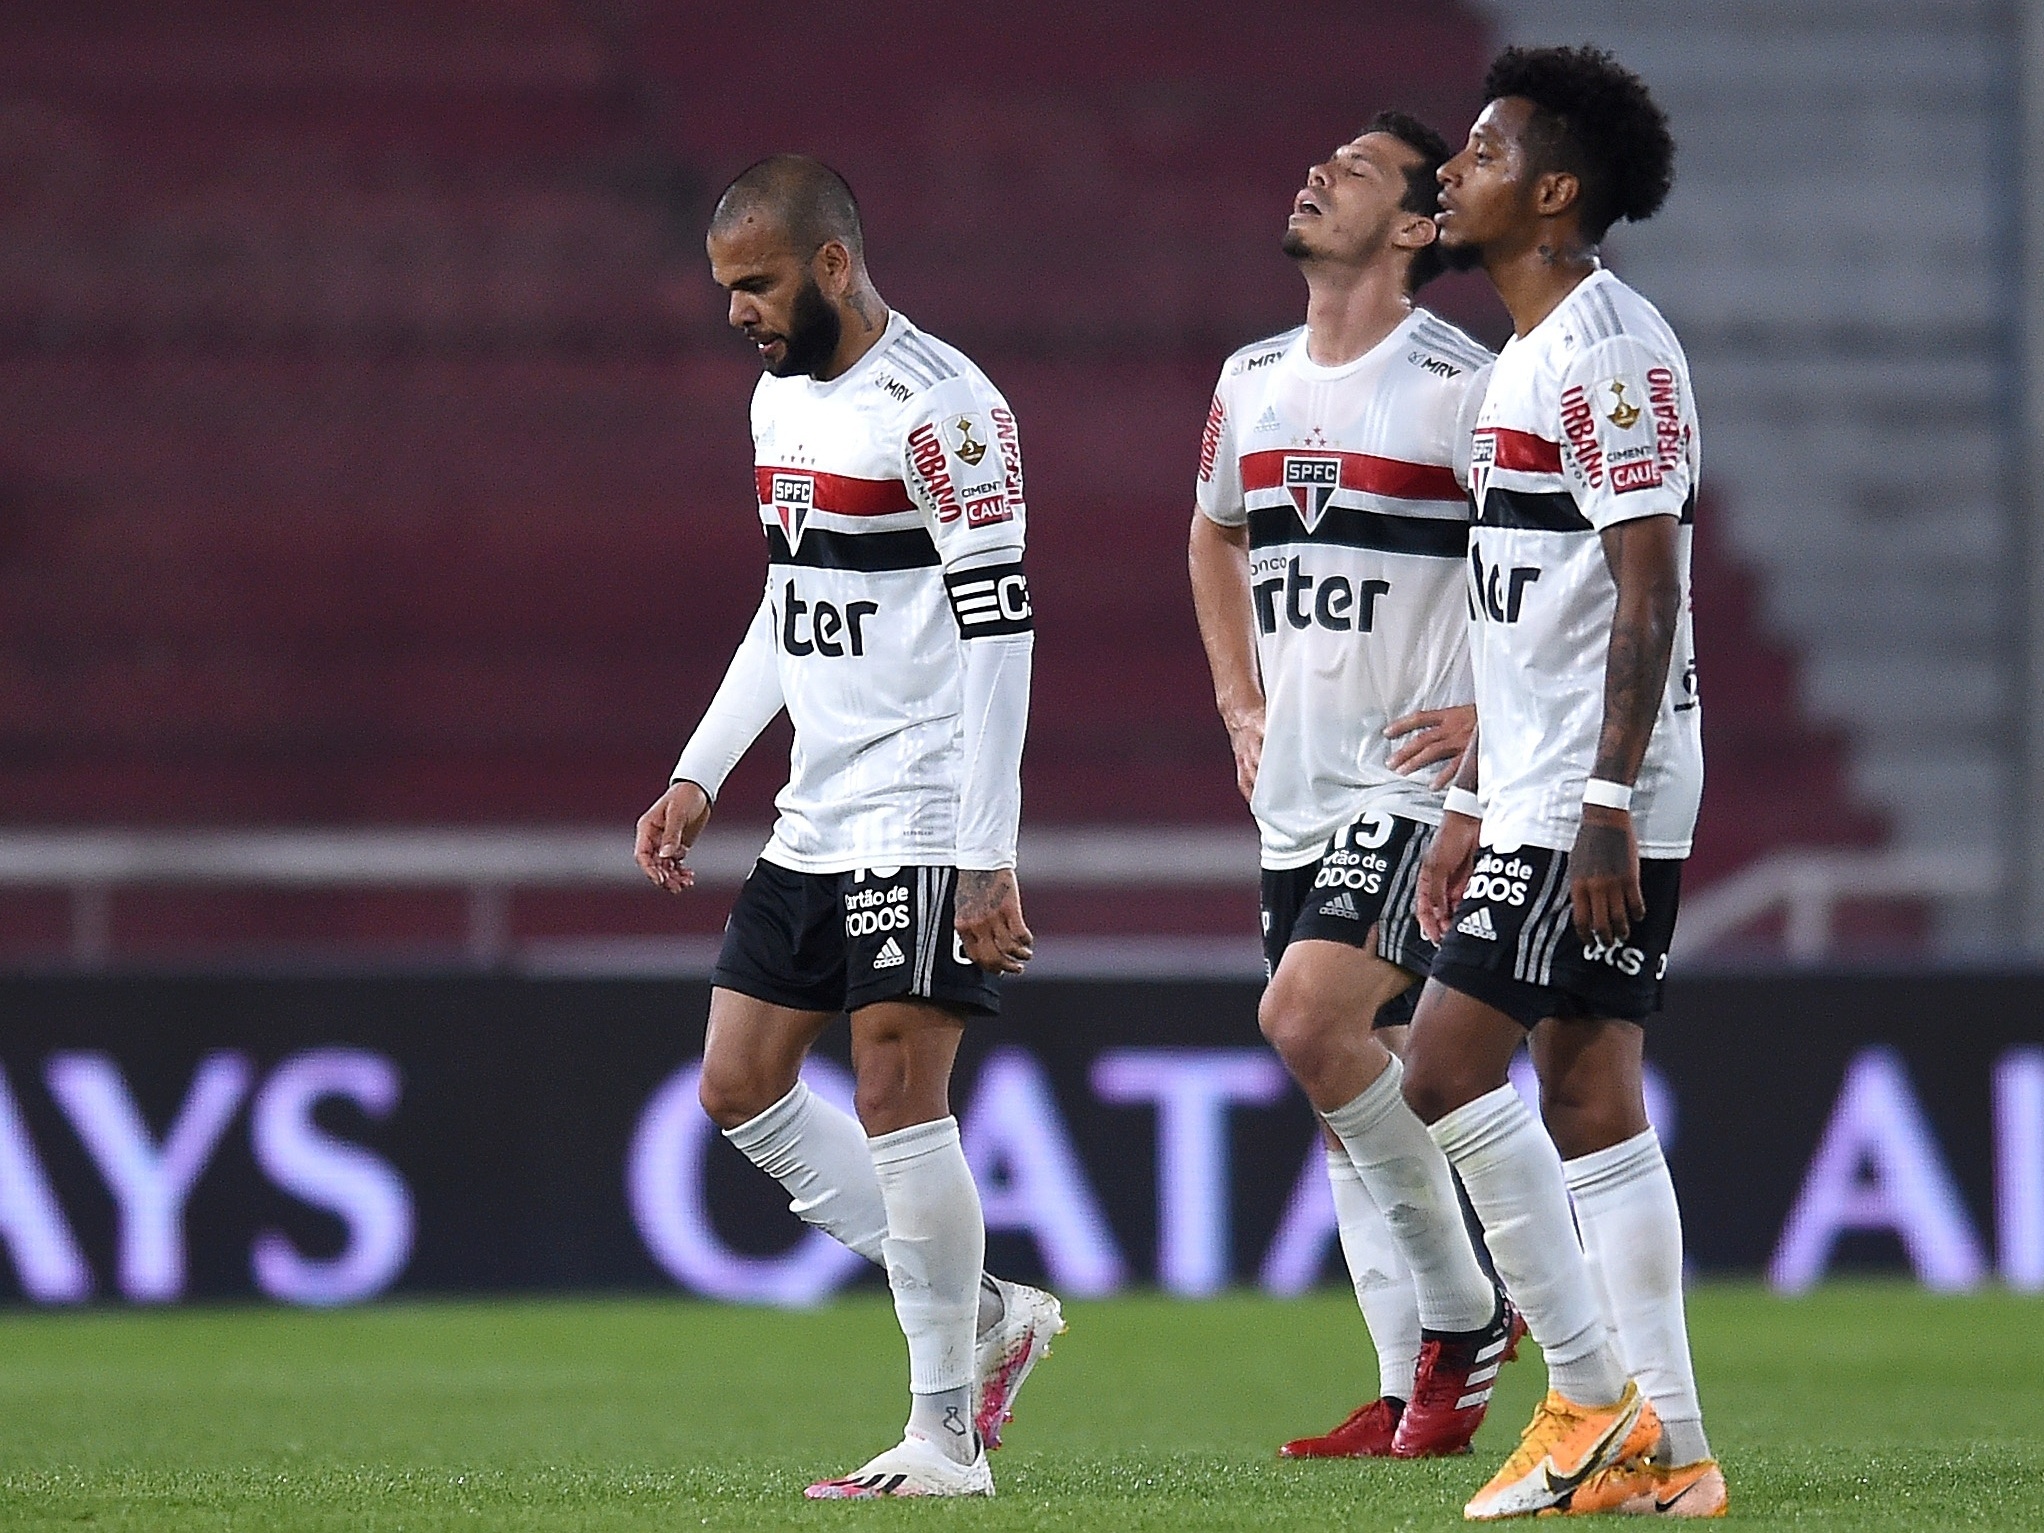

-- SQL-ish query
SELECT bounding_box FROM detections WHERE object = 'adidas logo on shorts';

[1456,907,1500,941]
[872,936,907,969]
[1321,892,1362,920]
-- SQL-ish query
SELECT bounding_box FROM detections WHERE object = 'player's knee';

[852,1051,917,1135]
[1540,1091,1643,1160]
[696,1058,779,1131]
[1255,987,1296,1050]
[1399,1049,1468,1126]
[1257,988,1332,1075]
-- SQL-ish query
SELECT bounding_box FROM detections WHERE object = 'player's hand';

[1570,804,1643,945]
[1386,705,1476,790]
[1417,806,1481,944]
[1224,706,1265,803]
[635,781,712,894]
[955,868,1033,975]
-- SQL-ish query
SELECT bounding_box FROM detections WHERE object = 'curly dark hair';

[1360,110,1453,290]
[1482,45,1674,241]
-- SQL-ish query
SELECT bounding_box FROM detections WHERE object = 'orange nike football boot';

[1463,1381,1661,1520]
[1551,1455,1728,1518]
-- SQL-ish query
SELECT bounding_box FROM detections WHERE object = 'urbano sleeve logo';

[907,422,962,522]
[1559,385,1604,488]
[990,407,1026,514]
[1648,366,1685,471]
[1198,394,1226,484]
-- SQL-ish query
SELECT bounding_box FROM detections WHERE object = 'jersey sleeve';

[902,374,1027,565]
[901,373,1034,644]
[1557,335,1694,530]
[671,586,784,800]
[1193,368,1245,526]
[898,372,1032,868]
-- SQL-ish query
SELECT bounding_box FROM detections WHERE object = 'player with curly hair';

[1404,47,1726,1519]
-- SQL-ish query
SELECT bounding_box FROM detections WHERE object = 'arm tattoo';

[956,869,1007,924]
[1592,523,1680,784]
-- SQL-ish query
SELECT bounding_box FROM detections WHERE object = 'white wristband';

[1583,778,1633,811]
[1444,787,1483,820]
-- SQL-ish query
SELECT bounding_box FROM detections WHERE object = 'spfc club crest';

[769,471,815,548]
[1283,455,1343,532]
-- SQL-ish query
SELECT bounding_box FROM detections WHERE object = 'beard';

[1280,225,1312,261]
[764,275,843,378]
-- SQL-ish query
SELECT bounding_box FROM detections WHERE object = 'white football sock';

[1428,1084,1626,1406]
[1323,1143,1421,1401]
[723,1079,887,1262]
[725,1084,1007,1344]
[1325,1056,1496,1334]
[1565,1129,1712,1464]
[872,1116,985,1464]
[906,1383,977,1459]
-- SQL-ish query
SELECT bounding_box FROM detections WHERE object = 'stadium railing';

[0,830,1978,970]
[1671,847,1998,963]
[0,826,1257,968]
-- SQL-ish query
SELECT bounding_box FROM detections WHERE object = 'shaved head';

[710,154,864,259]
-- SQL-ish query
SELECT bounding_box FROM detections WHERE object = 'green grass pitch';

[0,1283,2038,1529]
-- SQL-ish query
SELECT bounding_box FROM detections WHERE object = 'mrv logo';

[1253,556,1389,635]
[0,1050,411,1307]
[1283,455,1343,532]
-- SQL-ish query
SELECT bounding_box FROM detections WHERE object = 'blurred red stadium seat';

[0,0,1893,955]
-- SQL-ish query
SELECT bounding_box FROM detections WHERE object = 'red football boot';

[1390,1293,1527,1458]
[1279,1397,1402,1458]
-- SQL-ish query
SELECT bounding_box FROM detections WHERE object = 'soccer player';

[1189,112,1522,1461]
[634,155,1061,1500]
[1409,49,1726,1519]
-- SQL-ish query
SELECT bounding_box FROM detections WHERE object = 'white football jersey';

[1466,267,1704,859]
[1197,310,1493,869]
[747,312,1031,873]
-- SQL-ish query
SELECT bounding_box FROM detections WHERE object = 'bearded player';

[1189,112,1523,1462]
[1406,49,1725,1518]
[635,155,1062,1500]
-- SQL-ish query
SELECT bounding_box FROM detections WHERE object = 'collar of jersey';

[1290,307,1422,383]
[1512,262,1614,352]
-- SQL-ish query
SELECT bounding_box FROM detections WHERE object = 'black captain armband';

[945,561,1034,637]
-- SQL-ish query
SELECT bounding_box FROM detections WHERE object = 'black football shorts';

[713,858,1001,1018]
[1259,808,1437,1028]
[1429,844,1682,1027]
